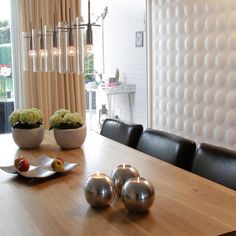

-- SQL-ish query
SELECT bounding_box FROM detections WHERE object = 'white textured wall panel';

[151,0,236,150]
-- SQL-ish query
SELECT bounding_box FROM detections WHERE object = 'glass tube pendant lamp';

[85,0,93,56]
[38,18,48,71]
[22,0,106,74]
[51,14,60,72]
[65,9,77,73]
[22,22,37,71]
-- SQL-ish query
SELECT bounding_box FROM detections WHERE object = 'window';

[0,0,14,133]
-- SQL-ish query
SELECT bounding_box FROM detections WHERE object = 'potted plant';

[9,108,44,149]
[49,109,86,149]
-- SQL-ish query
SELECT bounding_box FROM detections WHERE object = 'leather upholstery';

[100,118,143,148]
[136,129,196,170]
[191,143,236,190]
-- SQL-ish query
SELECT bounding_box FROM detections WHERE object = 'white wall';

[86,0,147,126]
[151,0,236,150]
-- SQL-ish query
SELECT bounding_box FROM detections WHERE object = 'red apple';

[51,158,64,172]
[17,159,30,172]
[14,157,25,168]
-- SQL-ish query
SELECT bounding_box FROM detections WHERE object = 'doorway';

[83,0,147,130]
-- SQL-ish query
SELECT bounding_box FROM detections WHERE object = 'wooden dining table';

[0,130,236,236]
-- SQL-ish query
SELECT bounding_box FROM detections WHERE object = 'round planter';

[12,125,44,149]
[53,125,87,150]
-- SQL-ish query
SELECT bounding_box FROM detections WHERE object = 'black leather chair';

[100,118,143,148]
[191,143,236,190]
[136,129,196,170]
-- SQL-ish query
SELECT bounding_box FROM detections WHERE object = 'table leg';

[128,93,133,122]
[107,94,112,117]
[89,91,93,129]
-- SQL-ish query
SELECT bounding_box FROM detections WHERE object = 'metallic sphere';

[121,177,155,213]
[84,173,116,208]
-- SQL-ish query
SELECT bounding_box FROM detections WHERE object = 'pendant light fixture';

[28,22,37,57]
[85,0,94,55]
[22,0,108,73]
[51,14,60,56]
[67,8,76,57]
[38,18,48,57]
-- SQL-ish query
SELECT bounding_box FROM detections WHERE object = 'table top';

[0,131,236,236]
[85,84,136,95]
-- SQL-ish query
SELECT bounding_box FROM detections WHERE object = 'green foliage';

[0,44,11,65]
[0,20,12,100]
[84,54,94,81]
[0,20,10,44]
[9,108,43,129]
[49,109,83,130]
[0,79,6,101]
[5,77,13,91]
[0,20,8,28]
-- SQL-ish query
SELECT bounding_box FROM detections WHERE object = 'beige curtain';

[21,0,85,128]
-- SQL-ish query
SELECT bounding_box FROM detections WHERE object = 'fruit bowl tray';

[0,155,79,178]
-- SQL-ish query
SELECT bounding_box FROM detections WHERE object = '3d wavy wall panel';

[152,0,236,150]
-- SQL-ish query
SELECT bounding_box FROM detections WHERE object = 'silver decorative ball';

[84,173,116,208]
[121,177,155,213]
[110,164,140,196]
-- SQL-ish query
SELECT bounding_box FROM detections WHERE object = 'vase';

[53,125,87,150]
[12,125,44,149]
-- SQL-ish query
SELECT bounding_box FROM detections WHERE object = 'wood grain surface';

[0,131,235,236]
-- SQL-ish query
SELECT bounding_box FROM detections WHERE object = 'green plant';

[49,109,83,130]
[84,54,94,82]
[0,20,11,45]
[0,44,11,65]
[9,108,43,129]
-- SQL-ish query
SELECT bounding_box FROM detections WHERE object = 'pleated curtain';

[19,0,85,128]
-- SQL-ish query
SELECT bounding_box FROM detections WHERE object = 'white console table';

[85,84,136,127]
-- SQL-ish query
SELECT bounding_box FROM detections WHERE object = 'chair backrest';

[191,143,236,190]
[136,129,196,170]
[100,118,143,148]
